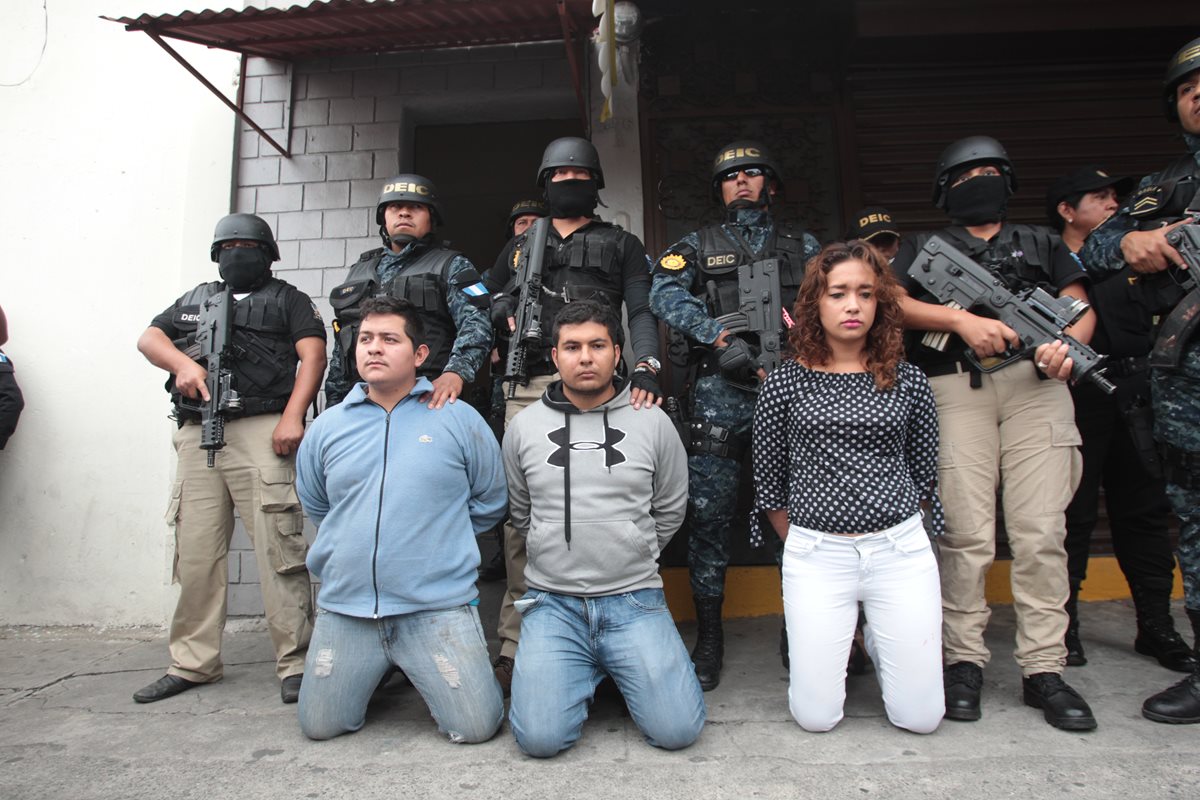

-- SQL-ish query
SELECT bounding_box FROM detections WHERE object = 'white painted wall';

[0,1,238,624]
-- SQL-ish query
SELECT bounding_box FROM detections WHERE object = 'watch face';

[644,357,662,372]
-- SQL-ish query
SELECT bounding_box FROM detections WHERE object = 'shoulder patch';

[659,252,687,271]
[311,301,324,323]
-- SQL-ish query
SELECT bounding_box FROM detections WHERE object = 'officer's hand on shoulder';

[426,371,464,409]
[629,367,663,410]
[174,361,210,401]
[1120,222,1188,273]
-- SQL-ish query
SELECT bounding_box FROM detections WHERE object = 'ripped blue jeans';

[298,605,503,743]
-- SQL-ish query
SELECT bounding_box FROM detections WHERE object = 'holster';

[1121,397,1163,479]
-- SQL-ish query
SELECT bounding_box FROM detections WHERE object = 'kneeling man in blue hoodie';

[296,295,508,742]
[503,299,705,757]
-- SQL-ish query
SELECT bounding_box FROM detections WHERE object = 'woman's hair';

[787,239,905,390]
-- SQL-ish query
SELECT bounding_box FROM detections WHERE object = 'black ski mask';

[218,247,272,291]
[945,174,1009,225]
[545,178,599,218]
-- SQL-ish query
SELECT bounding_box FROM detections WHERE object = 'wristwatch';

[637,357,662,374]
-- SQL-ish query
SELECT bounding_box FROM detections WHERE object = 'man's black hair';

[550,299,623,348]
[359,295,426,347]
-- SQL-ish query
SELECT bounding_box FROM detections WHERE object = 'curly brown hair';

[787,240,906,390]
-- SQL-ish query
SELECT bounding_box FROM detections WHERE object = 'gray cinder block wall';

[224,43,576,615]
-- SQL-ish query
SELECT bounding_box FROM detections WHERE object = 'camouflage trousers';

[686,374,755,599]
[1166,482,1200,612]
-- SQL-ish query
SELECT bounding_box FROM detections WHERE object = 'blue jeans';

[509,588,706,757]
[298,605,503,743]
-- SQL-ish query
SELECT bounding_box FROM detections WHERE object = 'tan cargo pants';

[165,413,313,682]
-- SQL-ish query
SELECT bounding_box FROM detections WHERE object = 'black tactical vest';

[906,224,1059,367]
[538,222,627,323]
[914,225,1057,296]
[332,243,459,380]
[169,278,298,415]
[693,222,808,317]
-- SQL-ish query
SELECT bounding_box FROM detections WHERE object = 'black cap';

[1044,166,1134,224]
[847,206,899,242]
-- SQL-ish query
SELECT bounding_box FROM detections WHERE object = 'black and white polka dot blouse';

[750,359,943,546]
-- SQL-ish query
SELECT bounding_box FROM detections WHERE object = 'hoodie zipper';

[371,409,392,618]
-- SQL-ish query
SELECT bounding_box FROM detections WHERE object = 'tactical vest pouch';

[700,250,740,276]
[562,282,623,310]
[330,279,378,317]
[391,273,445,311]
[329,279,379,381]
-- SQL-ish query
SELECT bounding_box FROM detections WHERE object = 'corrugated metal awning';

[103,0,594,60]
[102,0,597,157]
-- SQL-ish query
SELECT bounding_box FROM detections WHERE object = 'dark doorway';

[414,118,585,273]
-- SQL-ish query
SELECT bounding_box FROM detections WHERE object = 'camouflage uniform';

[650,207,820,598]
[324,242,492,407]
[1080,134,1200,613]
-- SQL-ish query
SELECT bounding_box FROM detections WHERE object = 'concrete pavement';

[2,597,1198,800]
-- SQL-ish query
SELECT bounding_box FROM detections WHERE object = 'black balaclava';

[546,179,599,218]
[218,247,272,291]
[945,174,1008,226]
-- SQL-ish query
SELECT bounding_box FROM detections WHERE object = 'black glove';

[716,337,755,377]
[630,368,661,399]
[490,294,516,330]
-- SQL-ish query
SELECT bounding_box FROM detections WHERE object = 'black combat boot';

[692,595,725,692]
[1064,585,1086,667]
[1131,584,1197,673]
[1023,672,1098,731]
[1142,609,1200,724]
[943,662,983,721]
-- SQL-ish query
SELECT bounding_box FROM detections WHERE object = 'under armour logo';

[546,425,627,469]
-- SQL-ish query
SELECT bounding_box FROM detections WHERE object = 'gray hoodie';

[502,378,689,597]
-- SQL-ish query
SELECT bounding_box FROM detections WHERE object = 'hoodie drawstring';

[563,413,572,549]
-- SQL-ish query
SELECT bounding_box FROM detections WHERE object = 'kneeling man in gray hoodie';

[503,299,705,757]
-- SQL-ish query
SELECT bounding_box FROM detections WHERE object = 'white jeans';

[781,513,944,734]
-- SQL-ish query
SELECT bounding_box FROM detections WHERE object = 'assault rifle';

[504,216,551,398]
[710,258,792,387]
[182,288,243,467]
[1152,222,1200,368]
[907,235,1116,394]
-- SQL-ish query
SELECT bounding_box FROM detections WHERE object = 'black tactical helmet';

[209,213,279,262]
[507,198,548,226]
[376,174,444,226]
[1164,36,1200,122]
[506,198,548,232]
[932,135,1017,209]
[710,140,784,204]
[536,137,604,189]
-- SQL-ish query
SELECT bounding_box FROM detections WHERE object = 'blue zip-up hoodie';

[296,377,507,618]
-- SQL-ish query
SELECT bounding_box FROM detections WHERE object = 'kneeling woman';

[753,241,944,734]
